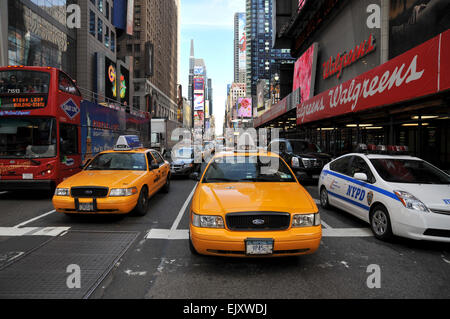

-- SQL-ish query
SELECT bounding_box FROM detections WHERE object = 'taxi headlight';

[394,190,430,212]
[192,213,224,228]
[55,188,70,196]
[292,213,321,227]
[109,187,138,197]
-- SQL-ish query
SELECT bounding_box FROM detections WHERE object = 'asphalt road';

[0,179,449,299]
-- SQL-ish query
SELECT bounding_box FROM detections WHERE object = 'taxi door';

[150,151,167,190]
[145,152,158,196]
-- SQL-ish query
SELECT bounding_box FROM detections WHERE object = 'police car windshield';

[86,153,147,171]
[370,159,450,184]
[203,156,296,183]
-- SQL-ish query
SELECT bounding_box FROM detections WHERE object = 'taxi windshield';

[203,155,296,183]
[370,159,450,184]
[86,152,147,171]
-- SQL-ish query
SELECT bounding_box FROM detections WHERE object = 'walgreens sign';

[297,30,450,125]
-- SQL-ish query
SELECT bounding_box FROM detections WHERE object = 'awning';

[297,29,450,125]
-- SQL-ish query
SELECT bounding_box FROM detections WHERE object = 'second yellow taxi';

[52,135,170,216]
[189,149,322,257]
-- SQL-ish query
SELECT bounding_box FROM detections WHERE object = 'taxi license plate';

[245,239,274,255]
[78,202,94,212]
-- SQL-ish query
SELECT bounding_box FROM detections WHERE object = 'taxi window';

[203,156,296,183]
[330,156,351,176]
[86,152,147,171]
[151,151,164,165]
[349,156,375,183]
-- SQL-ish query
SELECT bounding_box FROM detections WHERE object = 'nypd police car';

[318,146,450,242]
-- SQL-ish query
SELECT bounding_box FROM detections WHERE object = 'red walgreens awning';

[297,29,450,125]
[254,97,287,128]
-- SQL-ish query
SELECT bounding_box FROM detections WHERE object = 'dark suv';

[268,139,332,181]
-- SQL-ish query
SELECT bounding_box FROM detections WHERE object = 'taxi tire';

[320,186,331,209]
[134,186,149,216]
[161,174,170,193]
[370,204,393,241]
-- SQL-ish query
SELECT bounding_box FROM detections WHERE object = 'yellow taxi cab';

[189,150,322,257]
[52,135,170,216]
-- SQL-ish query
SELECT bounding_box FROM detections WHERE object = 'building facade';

[117,0,179,118]
[245,0,295,99]
[255,0,450,171]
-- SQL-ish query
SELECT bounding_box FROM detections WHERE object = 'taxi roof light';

[114,135,143,151]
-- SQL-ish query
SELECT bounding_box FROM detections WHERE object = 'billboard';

[193,77,204,91]
[238,13,246,72]
[194,66,204,76]
[105,56,117,101]
[293,43,318,104]
[193,93,204,111]
[236,97,252,118]
[144,42,154,77]
[205,100,210,118]
[389,0,450,59]
[119,65,129,105]
[126,0,134,35]
[194,111,204,128]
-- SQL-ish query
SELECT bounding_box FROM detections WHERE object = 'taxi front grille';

[226,212,290,231]
[71,187,109,198]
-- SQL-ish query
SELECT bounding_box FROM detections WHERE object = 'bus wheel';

[134,186,149,216]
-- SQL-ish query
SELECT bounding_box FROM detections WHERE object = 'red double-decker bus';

[0,65,150,192]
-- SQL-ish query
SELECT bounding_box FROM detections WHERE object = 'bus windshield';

[0,117,57,159]
[0,70,50,109]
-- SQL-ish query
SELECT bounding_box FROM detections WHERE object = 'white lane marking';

[0,191,7,195]
[147,229,189,240]
[321,220,333,229]
[0,226,70,237]
[14,209,56,228]
[146,227,373,240]
[170,184,197,231]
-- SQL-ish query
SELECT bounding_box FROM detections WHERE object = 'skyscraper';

[245,0,294,98]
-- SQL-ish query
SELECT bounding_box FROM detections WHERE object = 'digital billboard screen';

[293,43,318,104]
[193,93,204,111]
[105,56,117,101]
[238,13,246,72]
[237,97,252,118]
[119,65,129,105]
[193,78,204,91]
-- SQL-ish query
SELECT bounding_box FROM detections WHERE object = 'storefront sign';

[322,34,376,80]
[297,30,448,125]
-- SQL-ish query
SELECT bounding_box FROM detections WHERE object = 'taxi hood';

[194,182,317,214]
[392,183,450,211]
[60,170,146,189]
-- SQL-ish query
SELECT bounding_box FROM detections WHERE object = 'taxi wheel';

[320,186,331,209]
[162,174,170,193]
[134,186,149,216]
[189,237,200,256]
[370,205,393,241]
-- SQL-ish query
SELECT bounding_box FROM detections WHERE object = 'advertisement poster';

[193,93,204,111]
[389,0,450,59]
[293,43,318,104]
[194,66,204,76]
[194,78,204,91]
[237,97,252,118]
[105,57,117,101]
[119,65,129,105]
[238,13,246,72]
[126,0,134,35]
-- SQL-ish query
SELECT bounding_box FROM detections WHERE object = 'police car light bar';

[114,135,143,151]
[357,144,409,155]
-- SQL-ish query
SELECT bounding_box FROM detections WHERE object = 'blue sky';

[179,0,245,135]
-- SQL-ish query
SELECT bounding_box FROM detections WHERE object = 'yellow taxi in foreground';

[52,136,170,216]
[189,150,322,257]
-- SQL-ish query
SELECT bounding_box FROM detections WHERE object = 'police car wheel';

[370,205,393,241]
[320,187,330,209]
[134,186,149,216]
